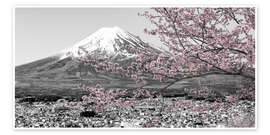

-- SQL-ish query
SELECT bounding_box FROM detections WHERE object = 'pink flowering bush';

[74,84,158,113]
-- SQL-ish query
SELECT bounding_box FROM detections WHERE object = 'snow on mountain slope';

[59,26,152,60]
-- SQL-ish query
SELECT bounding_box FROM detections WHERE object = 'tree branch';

[163,8,186,50]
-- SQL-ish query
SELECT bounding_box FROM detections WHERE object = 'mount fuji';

[16,26,161,75]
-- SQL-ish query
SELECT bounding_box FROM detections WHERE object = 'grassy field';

[15,74,246,101]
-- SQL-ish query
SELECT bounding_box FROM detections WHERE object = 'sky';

[15,8,161,66]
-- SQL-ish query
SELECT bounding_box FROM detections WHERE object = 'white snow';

[59,26,143,60]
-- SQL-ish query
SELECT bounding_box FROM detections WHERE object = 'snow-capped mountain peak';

[60,26,147,60]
